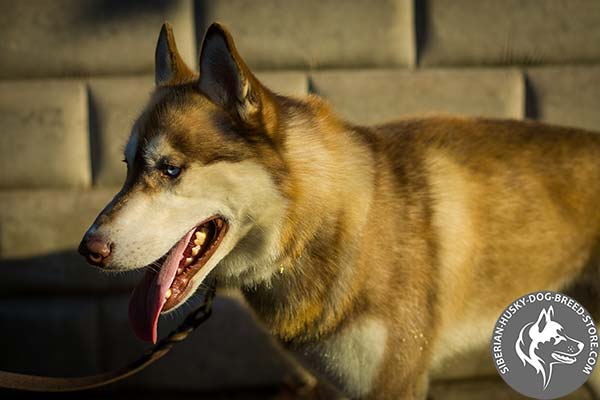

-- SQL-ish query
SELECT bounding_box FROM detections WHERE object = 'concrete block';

[197,0,415,69]
[0,189,140,293]
[419,0,600,66]
[311,68,524,125]
[255,71,309,97]
[0,0,196,78]
[0,80,89,188]
[0,189,114,258]
[527,66,600,132]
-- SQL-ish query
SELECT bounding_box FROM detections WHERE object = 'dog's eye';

[553,336,564,345]
[161,164,181,179]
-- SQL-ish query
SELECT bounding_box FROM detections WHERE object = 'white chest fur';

[293,318,388,398]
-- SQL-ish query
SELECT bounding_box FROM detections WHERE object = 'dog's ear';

[535,307,551,333]
[155,22,195,86]
[198,22,278,136]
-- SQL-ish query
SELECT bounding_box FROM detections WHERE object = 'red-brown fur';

[84,22,600,399]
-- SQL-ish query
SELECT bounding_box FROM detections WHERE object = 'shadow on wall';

[0,250,141,295]
[71,0,178,24]
[0,252,299,391]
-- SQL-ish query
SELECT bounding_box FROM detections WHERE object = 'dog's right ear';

[198,22,278,136]
[155,22,195,86]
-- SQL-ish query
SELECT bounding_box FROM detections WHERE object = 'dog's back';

[276,112,599,396]
[342,116,600,386]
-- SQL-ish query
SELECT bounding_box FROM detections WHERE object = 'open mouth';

[128,216,228,343]
[552,351,578,364]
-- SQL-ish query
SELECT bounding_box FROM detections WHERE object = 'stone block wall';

[1,1,599,398]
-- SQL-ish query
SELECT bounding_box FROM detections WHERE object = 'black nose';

[78,234,112,267]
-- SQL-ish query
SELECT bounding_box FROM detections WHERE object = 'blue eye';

[162,164,181,178]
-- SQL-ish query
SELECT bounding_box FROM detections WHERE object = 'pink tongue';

[128,229,195,343]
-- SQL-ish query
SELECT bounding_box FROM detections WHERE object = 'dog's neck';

[242,97,377,343]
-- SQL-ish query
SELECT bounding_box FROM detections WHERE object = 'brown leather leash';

[0,286,216,392]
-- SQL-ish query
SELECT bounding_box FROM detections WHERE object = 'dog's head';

[515,306,584,389]
[79,23,290,342]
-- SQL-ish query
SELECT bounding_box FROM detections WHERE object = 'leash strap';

[0,287,216,392]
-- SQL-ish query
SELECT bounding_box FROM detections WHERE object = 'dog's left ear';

[198,23,278,136]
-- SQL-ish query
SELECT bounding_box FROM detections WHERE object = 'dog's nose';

[79,234,112,267]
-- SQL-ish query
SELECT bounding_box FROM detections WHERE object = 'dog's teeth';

[185,257,193,266]
[165,289,172,299]
[192,246,201,256]
[195,231,207,245]
[177,267,183,275]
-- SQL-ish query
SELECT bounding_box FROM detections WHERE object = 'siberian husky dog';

[79,22,600,399]
[515,306,584,390]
